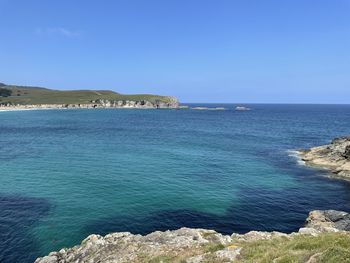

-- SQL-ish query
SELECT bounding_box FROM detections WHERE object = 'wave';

[287,150,305,166]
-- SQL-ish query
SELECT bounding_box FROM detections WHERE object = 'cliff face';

[35,210,350,263]
[95,97,179,109]
[299,137,350,180]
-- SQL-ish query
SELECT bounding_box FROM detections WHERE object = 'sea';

[1,104,350,263]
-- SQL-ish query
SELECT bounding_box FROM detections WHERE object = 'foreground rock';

[35,210,349,263]
[298,136,350,180]
[35,228,237,263]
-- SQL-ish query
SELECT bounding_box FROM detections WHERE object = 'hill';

[0,83,178,107]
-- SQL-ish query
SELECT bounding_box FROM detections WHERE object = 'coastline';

[0,102,179,111]
[287,149,306,166]
[0,107,61,112]
[0,107,161,112]
[35,210,350,263]
[295,137,350,181]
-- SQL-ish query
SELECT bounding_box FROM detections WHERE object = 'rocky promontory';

[0,82,180,110]
[35,210,350,263]
[298,136,350,180]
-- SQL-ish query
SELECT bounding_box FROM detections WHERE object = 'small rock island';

[299,136,350,180]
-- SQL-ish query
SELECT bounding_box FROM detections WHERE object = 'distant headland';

[0,82,179,109]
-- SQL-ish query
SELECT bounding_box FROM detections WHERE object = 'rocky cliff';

[94,97,179,109]
[35,210,350,263]
[298,136,350,180]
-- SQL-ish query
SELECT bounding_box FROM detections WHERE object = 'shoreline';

[0,105,245,112]
[287,149,306,166]
[0,107,62,112]
[0,104,179,112]
[0,107,162,112]
[35,210,350,263]
[295,137,350,181]
[0,97,180,111]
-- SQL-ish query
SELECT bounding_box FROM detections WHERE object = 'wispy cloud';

[35,27,81,37]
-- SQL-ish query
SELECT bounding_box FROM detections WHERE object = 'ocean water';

[1,104,350,262]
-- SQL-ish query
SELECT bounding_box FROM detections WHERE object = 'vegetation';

[138,233,350,262]
[0,88,12,97]
[204,243,225,253]
[236,233,350,263]
[0,83,174,105]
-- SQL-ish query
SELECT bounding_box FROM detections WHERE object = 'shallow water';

[1,104,350,262]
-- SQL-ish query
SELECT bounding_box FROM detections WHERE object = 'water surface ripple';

[1,104,350,262]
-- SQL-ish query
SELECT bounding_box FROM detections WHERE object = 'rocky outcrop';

[298,137,350,180]
[94,97,179,109]
[304,210,350,232]
[0,97,180,110]
[296,210,350,237]
[35,210,349,263]
[35,228,238,263]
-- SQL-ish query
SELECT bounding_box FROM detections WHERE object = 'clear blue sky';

[1,0,349,103]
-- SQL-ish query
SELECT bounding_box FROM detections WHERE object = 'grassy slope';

[0,84,174,105]
[110,233,350,263]
[143,233,350,263]
[236,233,350,263]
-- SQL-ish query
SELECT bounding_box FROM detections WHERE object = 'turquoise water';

[1,104,350,262]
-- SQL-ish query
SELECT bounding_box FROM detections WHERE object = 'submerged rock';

[298,136,350,180]
[35,210,350,263]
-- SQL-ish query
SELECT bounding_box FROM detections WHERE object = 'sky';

[0,0,349,103]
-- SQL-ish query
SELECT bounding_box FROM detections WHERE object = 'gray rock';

[342,145,350,159]
[305,210,350,232]
[298,227,321,236]
[324,210,349,222]
[214,247,241,261]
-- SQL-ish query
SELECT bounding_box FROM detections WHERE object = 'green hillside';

[0,83,175,105]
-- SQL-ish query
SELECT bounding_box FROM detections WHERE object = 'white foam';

[287,150,305,165]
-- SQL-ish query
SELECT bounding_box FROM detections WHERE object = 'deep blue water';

[1,104,350,262]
